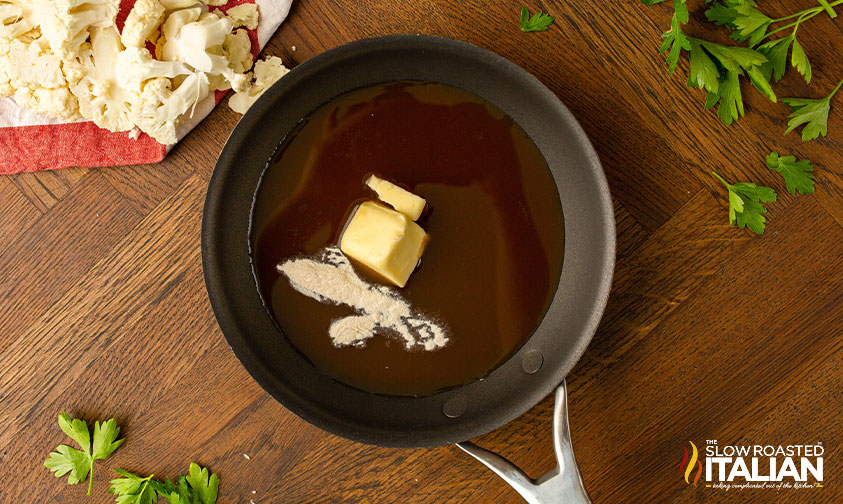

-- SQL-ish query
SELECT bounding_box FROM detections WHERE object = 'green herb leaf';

[109,470,157,504]
[757,36,793,82]
[690,39,774,125]
[766,151,815,195]
[46,413,124,495]
[185,463,219,504]
[44,444,91,485]
[781,79,843,141]
[687,38,719,93]
[706,1,771,47]
[790,38,812,83]
[93,419,125,461]
[58,412,91,456]
[519,7,554,32]
[712,172,777,234]
[659,6,690,75]
[641,0,667,4]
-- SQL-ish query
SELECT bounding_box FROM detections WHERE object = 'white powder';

[276,247,448,350]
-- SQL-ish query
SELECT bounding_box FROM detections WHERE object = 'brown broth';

[251,82,564,396]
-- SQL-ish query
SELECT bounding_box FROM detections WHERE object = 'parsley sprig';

[712,171,777,234]
[109,464,219,504]
[782,78,843,141]
[766,151,815,195]
[519,7,554,32]
[650,0,776,125]
[44,412,125,495]
[706,0,842,84]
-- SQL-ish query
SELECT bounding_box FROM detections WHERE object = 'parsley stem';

[711,171,729,187]
[829,78,843,100]
[88,460,94,495]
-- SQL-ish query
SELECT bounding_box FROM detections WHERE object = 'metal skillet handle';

[456,381,591,504]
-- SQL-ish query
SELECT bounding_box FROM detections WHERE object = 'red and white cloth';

[0,0,293,175]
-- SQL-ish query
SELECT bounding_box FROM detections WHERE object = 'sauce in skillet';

[251,82,564,396]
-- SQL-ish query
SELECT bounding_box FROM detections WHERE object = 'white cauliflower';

[0,31,81,119]
[0,0,275,146]
[0,0,36,42]
[120,0,165,48]
[130,72,209,144]
[116,46,192,91]
[33,0,119,59]
[68,25,137,132]
[155,5,201,59]
[229,55,288,114]
[13,85,79,120]
[160,11,248,92]
[226,3,258,30]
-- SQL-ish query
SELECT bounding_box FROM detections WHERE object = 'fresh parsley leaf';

[641,0,667,4]
[44,444,91,485]
[712,171,777,234]
[758,35,812,84]
[790,38,812,83]
[110,465,219,504]
[109,469,157,504]
[185,463,219,504]
[706,1,771,47]
[45,412,124,495]
[93,419,125,461]
[58,412,91,455]
[766,151,815,195]
[688,39,775,125]
[783,79,843,141]
[660,4,691,75]
[152,477,190,504]
[519,7,554,32]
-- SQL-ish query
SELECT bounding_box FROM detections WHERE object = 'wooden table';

[3,1,842,502]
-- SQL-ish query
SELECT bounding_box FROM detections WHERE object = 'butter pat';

[340,201,427,288]
[366,175,426,221]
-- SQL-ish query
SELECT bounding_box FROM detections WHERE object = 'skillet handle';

[456,380,591,504]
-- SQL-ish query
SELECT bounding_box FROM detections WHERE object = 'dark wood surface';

[3,1,843,502]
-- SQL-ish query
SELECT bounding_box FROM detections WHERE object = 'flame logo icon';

[680,441,703,487]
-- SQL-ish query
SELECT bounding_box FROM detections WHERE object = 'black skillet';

[202,35,614,502]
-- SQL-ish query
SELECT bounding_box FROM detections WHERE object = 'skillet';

[202,34,614,503]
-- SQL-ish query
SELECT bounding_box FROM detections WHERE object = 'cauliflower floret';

[116,46,192,92]
[159,0,208,9]
[130,72,209,144]
[223,28,251,73]
[207,28,251,90]
[228,55,288,114]
[120,0,165,47]
[225,3,258,30]
[0,31,81,119]
[0,0,36,42]
[33,0,119,59]
[160,11,248,92]
[2,36,66,89]
[69,25,138,132]
[13,86,80,120]
[155,6,201,59]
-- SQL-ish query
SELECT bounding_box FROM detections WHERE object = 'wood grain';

[2,1,842,503]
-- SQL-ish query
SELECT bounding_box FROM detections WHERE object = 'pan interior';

[202,35,615,448]
[249,80,565,397]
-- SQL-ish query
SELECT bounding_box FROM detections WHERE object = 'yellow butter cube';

[366,175,426,221]
[340,201,427,287]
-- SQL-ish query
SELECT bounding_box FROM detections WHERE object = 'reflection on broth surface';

[252,82,564,396]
